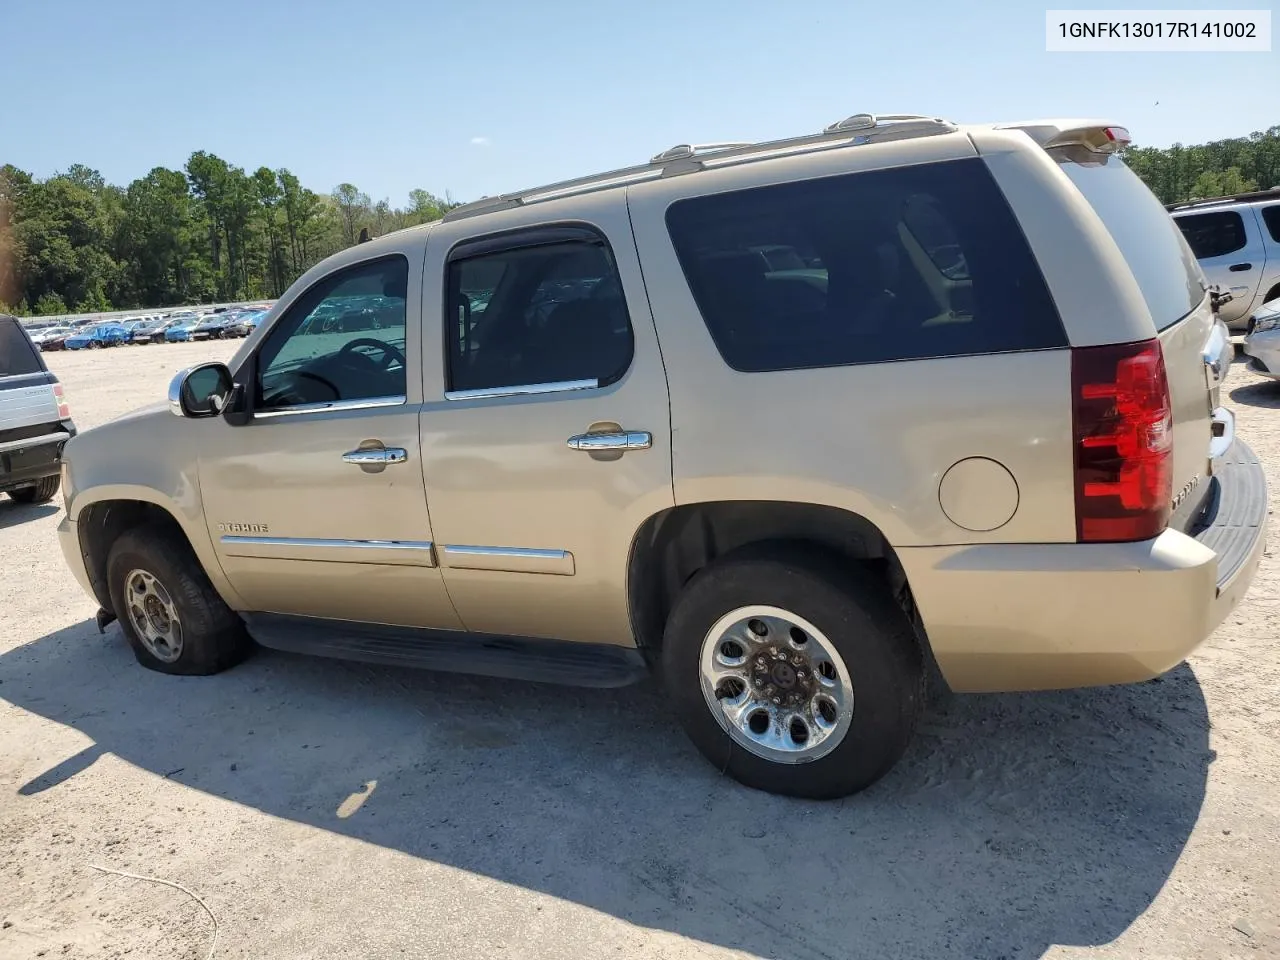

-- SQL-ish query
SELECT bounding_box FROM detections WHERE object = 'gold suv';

[57,115,1267,799]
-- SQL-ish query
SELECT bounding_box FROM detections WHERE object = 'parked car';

[164,317,202,343]
[191,313,236,340]
[1241,296,1280,378]
[227,310,267,336]
[1168,188,1280,333]
[30,326,73,351]
[57,115,1265,800]
[129,318,169,344]
[1,314,77,504]
[64,324,129,350]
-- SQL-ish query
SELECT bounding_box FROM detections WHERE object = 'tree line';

[0,152,458,316]
[3,125,1279,316]
[1121,124,1280,205]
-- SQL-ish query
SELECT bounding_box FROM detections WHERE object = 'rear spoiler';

[991,120,1131,154]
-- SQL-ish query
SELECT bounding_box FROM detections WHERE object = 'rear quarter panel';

[975,129,1214,512]
[628,133,1079,547]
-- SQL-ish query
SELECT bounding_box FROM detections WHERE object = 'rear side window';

[1059,155,1205,330]
[447,231,633,393]
[1174,210,1247,258]
[665,158,1065,373]
[1262,205,1280,244]
[0,319,44,377]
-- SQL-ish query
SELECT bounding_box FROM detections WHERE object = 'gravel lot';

[1,341,1278,960]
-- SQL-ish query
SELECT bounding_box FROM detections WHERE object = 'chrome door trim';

[566,430,652,452]
[342,447,409,466]
[440,544,576,576]
[253,395,406,420]
[444,379,597,402]
[220,535,436,567]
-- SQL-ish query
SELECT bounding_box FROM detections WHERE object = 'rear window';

[665,158,1066,373]
[1175,210,1247,258]
[1058,155,1205,330]
[0,318,44,378]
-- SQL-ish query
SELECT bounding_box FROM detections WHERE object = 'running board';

[242,613,650,689]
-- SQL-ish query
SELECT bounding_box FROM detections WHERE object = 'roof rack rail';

[1166,186,1280,212]
[442,113,956,223]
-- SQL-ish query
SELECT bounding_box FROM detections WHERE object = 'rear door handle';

[566,431,652,452]
[1229,262,1253,272]
[342,447,408,465]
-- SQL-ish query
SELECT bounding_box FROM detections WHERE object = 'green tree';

[0,149,459,313]
[332,183,370,246]
[11,170,118,312]
[33,292,67,315]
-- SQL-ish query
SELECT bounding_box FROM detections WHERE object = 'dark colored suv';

[0,315,76,504]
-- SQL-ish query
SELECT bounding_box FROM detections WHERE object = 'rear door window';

[664,157,1065,373]
[446,231,633,393]
[1059,155,1206,330]
[1174,210,1247,258]
[0,319,45,378]
[1261,205,1280,244]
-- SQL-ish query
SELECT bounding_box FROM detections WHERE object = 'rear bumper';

[0,427,74,492]
[901,439,1268,693]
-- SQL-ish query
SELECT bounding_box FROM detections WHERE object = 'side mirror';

[168,363,234,418]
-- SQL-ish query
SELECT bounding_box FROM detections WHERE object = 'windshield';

[1057,153,1207,330]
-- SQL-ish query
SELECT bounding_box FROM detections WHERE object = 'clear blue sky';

[1,0,1275,206]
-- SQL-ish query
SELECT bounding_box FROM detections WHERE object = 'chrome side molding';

[440,544,575,576]
[220,535,436,567]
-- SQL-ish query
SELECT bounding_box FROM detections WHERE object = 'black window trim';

[247,252,412,419]
[442,221,635,401]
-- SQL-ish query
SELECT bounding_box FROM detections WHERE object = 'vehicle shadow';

[1229,378,1280,408]
[0,501,60,529]
[2,621,1210,960]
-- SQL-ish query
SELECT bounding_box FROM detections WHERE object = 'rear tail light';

[52,383,71,420]
[1071,338,1172,542]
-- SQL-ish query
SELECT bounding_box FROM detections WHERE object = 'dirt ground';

[1,340,1277,960]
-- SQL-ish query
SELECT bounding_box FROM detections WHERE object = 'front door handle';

[566,431,652,452]
[1228,262,1253,272]
[342,447,408,465]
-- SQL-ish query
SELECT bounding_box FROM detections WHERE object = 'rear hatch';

[0,315,69,438]
[1054,146,1223,533]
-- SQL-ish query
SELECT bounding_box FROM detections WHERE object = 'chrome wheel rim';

[699,605,854,764]
[123,568,183,663]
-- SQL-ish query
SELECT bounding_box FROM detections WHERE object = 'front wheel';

[106,524,251,675]
[661,547,923,800]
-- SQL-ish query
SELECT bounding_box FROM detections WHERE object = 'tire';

[661,545,923,800]
[106,524,250,676]
[7,475,60,504]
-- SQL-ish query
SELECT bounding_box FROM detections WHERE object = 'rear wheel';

[107,525,250,675]
[662,546,923,799]
[7,475,60,504]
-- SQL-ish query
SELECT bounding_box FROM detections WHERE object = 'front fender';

[62,416,246,610]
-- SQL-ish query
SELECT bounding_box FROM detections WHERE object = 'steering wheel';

[335,337,405,371]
